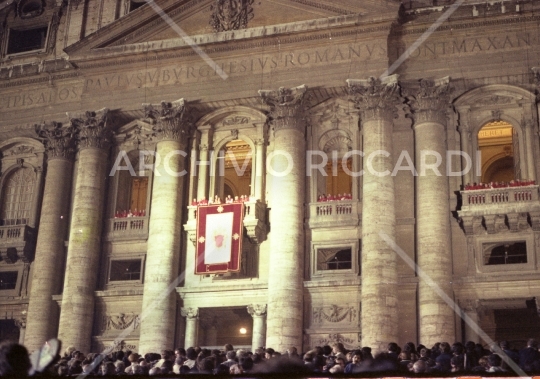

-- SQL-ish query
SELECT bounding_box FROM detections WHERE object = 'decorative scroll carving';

[8,145,35,156]
[222,116,250,126]
[259,85,308,133]
[209,0,254,32]
[491,109,503,121]
[181,307,199,319]
[313,305,357,324]
[69,109,112,150]
[125,124,152,148]
[312,333,360,349]
[407,77,452,125]
[103,313,140,331]
[247,304,267,317]
[347,75,402,123]
[143,99,191,145]
[35,121,76,160]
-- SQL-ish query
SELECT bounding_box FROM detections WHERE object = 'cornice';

[0,72,80,89]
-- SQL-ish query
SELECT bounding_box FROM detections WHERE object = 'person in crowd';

[344,350,363,373]
[487,353,506,372]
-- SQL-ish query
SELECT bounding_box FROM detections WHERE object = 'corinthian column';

[347,76,401,353]
[408,77,455,345]
[25,122,76,352]
[57,109,112,353]
[259,85,307,352]
[138,100,191,354]
[247,304,267,351]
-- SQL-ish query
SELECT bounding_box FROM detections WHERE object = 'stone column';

[254,138,265,200]
[347,76,401,353]
[25,122,76,352]
[182,307,199,348]
[57,109,112,353]
[197,143,209,201]
[14,316,26,345]
[247,304,267,351]
[456,107,473,185]
[460,299,480,343]
[523,119,537,181]
[409,78,455,345]
[259,85,307,352]
[138,100,190,354]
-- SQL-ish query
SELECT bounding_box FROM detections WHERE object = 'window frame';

[4,21,50,58]
[475,234,535,273]
[310,240,360,279]
[0,265,23,297]
[106,255,145,287]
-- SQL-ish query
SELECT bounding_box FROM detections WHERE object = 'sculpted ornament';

[209,0,254,32]
[313,305,357,324]
[407,77,453,125]
[347,75,402,122]
[247,304,267,317]
[103,313,140,331]
[69,109,112,150]
[259,85,308,133]
[181,307,199,319]
[35,121,76,160]
[144,99,191,144]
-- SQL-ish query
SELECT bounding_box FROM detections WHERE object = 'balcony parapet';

[308,200,361,229]
[104,217,149,242]
[0,225,36,263]
[458,186,540,235]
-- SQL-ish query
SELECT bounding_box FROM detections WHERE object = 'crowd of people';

[464,179,536,190]
[2,338,540,376]
[191,195,251,206]
[317,193,353,202]
[114,209,146,218]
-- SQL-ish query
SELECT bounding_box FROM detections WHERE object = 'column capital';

[406,77,453,126]
[69,108,113,151]
[14,315,27,329]
[143,99,191,145]
[35,121,76,160]
[258,85,308,133]
[247,304,267,317]
[347,75,402,123]
[181,307,199,319]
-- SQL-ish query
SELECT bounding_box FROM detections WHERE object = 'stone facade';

[1,0,540,354]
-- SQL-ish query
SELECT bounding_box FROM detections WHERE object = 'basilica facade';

[1,0,540,355]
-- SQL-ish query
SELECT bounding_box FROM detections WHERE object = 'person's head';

[0,342,31,377]
[264,348,274,360]
[175,347,185,357]
[224,344,234,352]
[240,357,254,372]
[148,367,161,376]
[478,356,489,368]
[412,360,427,373]
[440,342,451,354]
[128,353,139,363]
[101,362,115,376]
[399,351,411,361]
[335,357,345,367]
[322,345,332,356]
[226,350,236,360]
[527,338,538,349]
[420,348,429,357]
[499,341,510,350]
[451,355,464,370]
[186,347,198,360]
[352,351,363,364]
[303,352,313,362]
[388,342,399,353]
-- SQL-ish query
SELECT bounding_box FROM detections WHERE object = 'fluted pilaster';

[247,304,267,351]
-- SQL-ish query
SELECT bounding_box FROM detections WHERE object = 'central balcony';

[458,185,540,234]
[308,200,361,229]
[104,217,149,241]
[0,224,36,263]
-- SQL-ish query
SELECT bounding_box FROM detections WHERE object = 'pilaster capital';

[247,304,267,317]
[458,298,478,313]
[181,307,199,319]
[35,121,76,160]
[143,99,191,146]
[14,315,26,329]
[254,138,265,147]
[69,108,113,151]
[347,75,402,123]
[258,85,308,134]
[406,77,453,126]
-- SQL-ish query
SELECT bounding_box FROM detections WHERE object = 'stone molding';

[347,76,402,123]
[407,77,452,126]
[69,108,113,150]
[259,85,308,133]
[247,304,267,317]
[143,99,191,145]
[210,0,255,32]
[181,307,199,319]
[34,121,76,160]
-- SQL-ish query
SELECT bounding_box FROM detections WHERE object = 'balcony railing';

[308,200,360,229]
[105,217,149,241]
[0,225,35,263]
[458,186,540,234]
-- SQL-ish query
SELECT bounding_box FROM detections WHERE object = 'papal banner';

[195,203,244,274]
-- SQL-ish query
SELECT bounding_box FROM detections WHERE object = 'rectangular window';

[483,241,527,265]
[7,26,48,55]
[0,271,18,290]
[311,241,360,279]
[317,248,352,270]
[130,177,148,213]
[109,260,141,282]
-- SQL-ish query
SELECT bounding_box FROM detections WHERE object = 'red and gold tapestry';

[195,203,244,274]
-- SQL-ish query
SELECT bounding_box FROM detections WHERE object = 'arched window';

[478,121,518,183]
[115,154,149,217]
[215,139,252,200]
[0,167,35,226]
